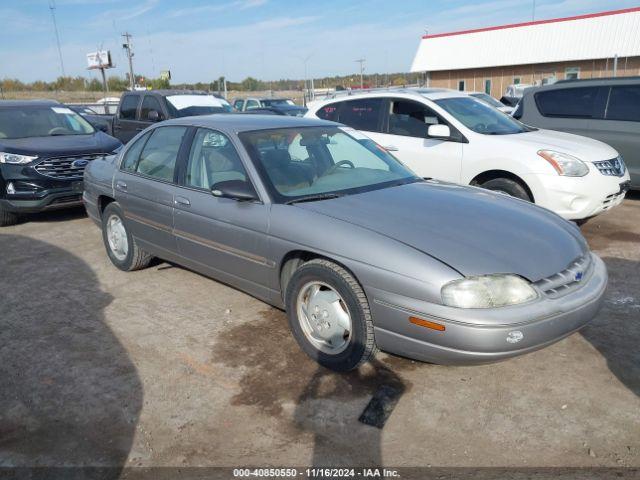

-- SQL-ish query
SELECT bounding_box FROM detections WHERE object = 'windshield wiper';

[285,193,344,205]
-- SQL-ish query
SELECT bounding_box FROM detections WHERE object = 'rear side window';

[337,98,383,132]
[121,131,151,171]
[119,95,140,120]
[140,96,164,121]
[316,103,340,121]
[534,87,599,118]
[136,126,188,182]
[606,86,640,122]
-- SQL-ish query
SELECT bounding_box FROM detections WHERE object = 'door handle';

[174,196,191,206]
[115,180,127,191]
[384,145,399,151]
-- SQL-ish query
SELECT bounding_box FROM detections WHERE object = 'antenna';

[355,58,365,89]
[49,0,66,77]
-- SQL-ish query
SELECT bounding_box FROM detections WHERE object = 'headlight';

[538,150,588,177]
[0,152,38,165]
[441,274,538,308]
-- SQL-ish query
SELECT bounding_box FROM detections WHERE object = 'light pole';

[122,32,135,90]
[298,54,312,105]
[355,58,365,89]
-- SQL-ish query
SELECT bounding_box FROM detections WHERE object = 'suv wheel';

[285,259,377,371]
[101,202,152,271]
[480,177,532,202]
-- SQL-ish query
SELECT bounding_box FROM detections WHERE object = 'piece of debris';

[359,384,403,429]
[561,404,568,410]
[589,448,596,458]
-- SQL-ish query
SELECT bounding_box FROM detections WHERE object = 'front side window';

[140,96,164,121]
[186,128,248,190]
[435,97,530,135]
[234,99,244,110]
[135,126,187,182]
[336,98,383,132]
[120,131,151,171]
[119,95,140,120]
[388,100,443,138]
[0,106,94,139]
[605,86,640,122]
[239,126,418,203]
[534,87,599,118]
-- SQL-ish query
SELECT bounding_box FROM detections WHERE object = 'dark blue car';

[0,100,122,226]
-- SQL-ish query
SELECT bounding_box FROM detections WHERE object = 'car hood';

[296,181,588,281]
[0,131,121,157]
[503,128,618,162]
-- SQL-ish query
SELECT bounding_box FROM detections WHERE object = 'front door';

[114,125,189,257]
[113,93,145,144]
[370,98,463,182]
[172,127,270,288]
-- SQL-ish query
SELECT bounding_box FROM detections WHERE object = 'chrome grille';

[593,157,626,177]
[534,254,592,299]
[35,154,103,180]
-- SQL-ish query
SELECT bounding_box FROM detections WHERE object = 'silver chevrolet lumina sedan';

[83,115,607,371]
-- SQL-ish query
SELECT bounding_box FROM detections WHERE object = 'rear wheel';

[479,177,532,202]
[0,206,19,227]
[101,202,152,271]
[285,259,377,371]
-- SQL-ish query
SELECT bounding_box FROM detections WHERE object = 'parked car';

[469,92,514,114]
[0,100,122,226]
[84,114,607,371]
[306,88,630,221]
[111,90,233,144]
[233,97,307,116]
[514,77,640,189]
[67,104,114,135]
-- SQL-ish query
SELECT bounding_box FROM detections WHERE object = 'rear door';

[113,93,144,144]
[172,127,271,287]
[114,125,190,256]
[373,98,463,182]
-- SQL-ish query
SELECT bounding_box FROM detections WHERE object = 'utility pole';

[122,32,135,90]
[49,0,66,77]
[355,58,365,89]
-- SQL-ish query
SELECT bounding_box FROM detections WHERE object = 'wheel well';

[279,250,354,302]
[97,195,115,218]
[470,170,534,202]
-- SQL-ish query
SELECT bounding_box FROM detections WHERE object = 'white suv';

[306,88,630,221]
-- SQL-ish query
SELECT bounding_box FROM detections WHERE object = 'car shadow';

[21,206,87,224]
[580,257,640,399]
[0,234,142,476]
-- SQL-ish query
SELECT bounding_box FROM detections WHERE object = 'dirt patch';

[210,307,418,417]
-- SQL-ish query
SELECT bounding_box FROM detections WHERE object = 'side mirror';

[427,124,451,139]
[211,180,258,202]
[147,110,161,122]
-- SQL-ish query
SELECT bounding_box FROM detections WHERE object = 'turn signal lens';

[409,316,445,331]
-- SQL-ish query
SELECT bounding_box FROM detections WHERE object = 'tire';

[0,206,19,227]
[479,177,532,202]
[285,258,377,371]
[101,202,152,271]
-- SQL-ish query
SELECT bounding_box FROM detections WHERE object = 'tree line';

[0,72,424,93]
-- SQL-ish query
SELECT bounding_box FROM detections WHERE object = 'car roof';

[310,87,467,107]
[553,76,640,86]
[124,89,212,97]
[162,113,336,132]
[0,99,60,107]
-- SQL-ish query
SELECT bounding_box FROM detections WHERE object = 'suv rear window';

[316,103,340,121]
[119,95,140,120]
[606,85,640,122]
[534,87,599,118]
[336,98,383,132]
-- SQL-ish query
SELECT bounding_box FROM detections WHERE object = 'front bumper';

[367,253,607,365]
[0,188,83,213]
[524,167,631,220]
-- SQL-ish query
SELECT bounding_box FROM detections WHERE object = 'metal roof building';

[411,7,640,98]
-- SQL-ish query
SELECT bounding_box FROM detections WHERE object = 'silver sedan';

[83,115,607,371]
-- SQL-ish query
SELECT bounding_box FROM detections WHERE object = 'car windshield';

[0,106,95,139]
[166,95,233,117]
[239,126,420,203]
[470,93,504,109]
[261,99,295,107]
[435,97,533,135]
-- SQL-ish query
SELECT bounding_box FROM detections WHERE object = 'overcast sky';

[0,0,637,83]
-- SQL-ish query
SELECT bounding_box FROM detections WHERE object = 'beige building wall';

[428,57,640,97]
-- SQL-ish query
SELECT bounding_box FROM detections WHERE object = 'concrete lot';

[0,194,639,474]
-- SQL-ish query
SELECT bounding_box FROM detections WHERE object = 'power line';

[48,0,66,77]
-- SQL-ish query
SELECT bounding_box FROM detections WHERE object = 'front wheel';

[101,202,152,271]
[0,206,19,227]
[285,259,377,371]
[479,177,532,202]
